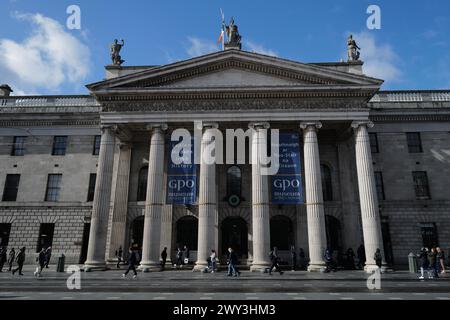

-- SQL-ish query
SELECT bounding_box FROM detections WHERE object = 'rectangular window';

[406,132,423,153]
[374,171,385,201]
[45,174,62,202]
[0,223,12,247]
[87,173,96,202]
[52,136,68,155]
[36,223,55,252]
[369,133,379,153]
[2,174,20,201]
[420,223,439,249]
[412,171,430,199]
[11,136,26,156]
[92,135,101,155]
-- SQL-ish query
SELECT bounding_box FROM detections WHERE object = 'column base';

[307,263,327,272]
[192,262,208,272]
[138,262,161,273]
[83,261,108,272]
[250,263,270,272]
[364,264,390,273]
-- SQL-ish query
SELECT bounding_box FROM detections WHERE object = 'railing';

[0,96,100,107]
[371,91,450,103]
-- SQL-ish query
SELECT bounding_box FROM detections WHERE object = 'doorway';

[79,223,90,264]
[221,217,248,258]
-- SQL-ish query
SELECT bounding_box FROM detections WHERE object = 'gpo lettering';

[168,179,195,191]
[273,178,301,191]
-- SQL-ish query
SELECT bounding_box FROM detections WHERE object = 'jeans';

[227,263,237,275]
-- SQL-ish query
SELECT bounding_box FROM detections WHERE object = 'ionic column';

[300,122,327,272]
[139,124,167,272]
[351,121,386,272]
[84,126,116,271]
[194,123,218,271]
[249,122,271,272]
[108,142,132,261]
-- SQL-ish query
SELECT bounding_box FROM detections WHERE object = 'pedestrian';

[325,248,336,272]
[160,247,167,271]
[122,247,138,279]
[175,247,183,268]
[44,247,52,268]
[436,247,446,274]
[269,247,284,275]
[374,248,382,269]
[115,246,123,268]
[427,247,438,279]
[12,247,26,276]
[345,248,356,270]
[227,247,240,277]
[209,250,217,273]
[298,248,306,270]
[183,245,190,265]
[0,247,7,272]
[290,245,297,271]
[7,248,15,271]
[34,248,46,277]
[357,244,366,269]
[417,247,429,280]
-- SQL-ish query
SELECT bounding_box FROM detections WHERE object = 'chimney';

[0,84,13,97]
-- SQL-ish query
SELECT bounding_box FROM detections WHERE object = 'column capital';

[299,121,322,130]
[146,123,168,131]
[195,122,219,130]
[351,120,374,130]
[248,122,270,130]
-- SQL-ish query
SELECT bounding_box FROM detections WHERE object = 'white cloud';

[245,41,277,57]
[0,13,91,94]
[349,32,401,83]
[186,37,217,57]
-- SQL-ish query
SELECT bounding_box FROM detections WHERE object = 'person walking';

[175,247,183,268]
[122,247,138,279]
[345,248,356,270]
[417,247,429,280]
[183,245,190,265]
[436,247,446,274]
[427,248,438,279]
[44,247,52,268]
[357,244,366,270]
[7,248,15,271]
[12,247,26,276]
[290,245,297,271]
[0,247,7,272]
[374,248,382,269]
[209,250,217,273]
[160,247,167,271]
[227,247,240,277]
[325,248,337,272]
[34,248,46,277]
[269,247,283,275]
[115,246,123,269]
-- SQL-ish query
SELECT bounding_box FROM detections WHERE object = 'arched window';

[227,166,242,197]
[321,164,333,201]
[137,166,148,201]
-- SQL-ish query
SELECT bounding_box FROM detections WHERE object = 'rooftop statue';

[111,39,125,66]
[225,17,241,46]
[347,34,361,62]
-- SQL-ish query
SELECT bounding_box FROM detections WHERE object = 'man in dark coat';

[428,248,438,278]
[183,245,190,265]
[325,248,336,272]
[417,247,429,279]
[227,247,240,277]
[122,247,138,278]
[12,247,26,275]
[269,247,283,275]
[160,247,167,271]
[7,248,15,271]
[44,247,52,268]
[34,248,46,277]
[374,248,382,269]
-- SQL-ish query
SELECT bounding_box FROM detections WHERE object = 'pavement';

[0,265,450,300]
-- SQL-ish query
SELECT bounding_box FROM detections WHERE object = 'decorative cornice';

[0,119,100,127]
[370,114,450,122]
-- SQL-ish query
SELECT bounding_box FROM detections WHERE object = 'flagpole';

[220,8,225,50]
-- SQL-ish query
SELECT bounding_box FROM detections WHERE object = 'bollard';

[408,252,417,273]
[57,254,65,272]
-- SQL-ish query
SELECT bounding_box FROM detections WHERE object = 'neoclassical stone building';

[1,48,449,271]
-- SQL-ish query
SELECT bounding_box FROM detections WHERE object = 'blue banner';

[167,136,197,204]
[271,133,303,204]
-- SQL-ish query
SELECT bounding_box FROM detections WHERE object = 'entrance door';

[79,223,90,264]
[221,217,248,258]
[0,223,11,247]
[131,216,145,250]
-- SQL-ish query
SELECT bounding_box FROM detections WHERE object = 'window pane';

[420,223,439,248]
[369,133,379,153]
[227,166,242,197]
[45,174,62,201]
[36,223,55,252]
[137,167,148,201]
[87,173,96,202]
[374,171,385,200]
[52,136,68,155]
[11,136,26,156]
[407,132,423,153]
[321,165,333,201]
[413,171,430,199]
[93,135,101,155]
[2,174,20,201]
[0,223,12,247]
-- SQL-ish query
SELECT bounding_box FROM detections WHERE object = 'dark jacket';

[16,251,25,264]
[228,251,238,265]
[428,252,437,266]
[128,251,138,266]
[8,250,15,263]
[418,251,429,268]
[374,251,382,262]
[325,250,332,263]
[357,246,366,261]
[37,251,46,265]
[436,251,444,261]
[161,249,167,261]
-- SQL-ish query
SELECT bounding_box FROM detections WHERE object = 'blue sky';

[0,0,449,95]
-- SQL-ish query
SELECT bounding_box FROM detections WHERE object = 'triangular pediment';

[87,49,383,93]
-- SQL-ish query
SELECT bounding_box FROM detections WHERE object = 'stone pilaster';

[194,123,218,271]
[84,126,116,271]
[108,142,132,261]
[300,121,327,272]
[352,121,386,272]
[139,123,167,272]
[249,122,271,272]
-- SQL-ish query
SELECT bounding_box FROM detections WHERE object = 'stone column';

[351,121,386,272]
[249,122,271,272]
[139,124,167,272]
[194,123,218,271]
[300,122,327,272]
[108,142,132,261]
[84,126,116,271]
